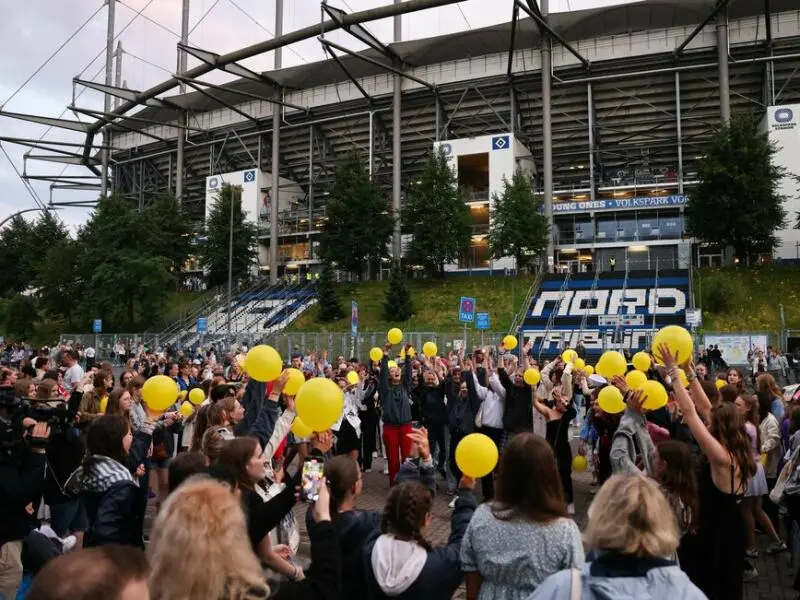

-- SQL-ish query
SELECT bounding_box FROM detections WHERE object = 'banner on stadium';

[702,334,768,366]
[553,195,688,214]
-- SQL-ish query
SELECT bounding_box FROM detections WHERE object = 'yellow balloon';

[596,351,627,379]
[422,341,438,358]
[625,369,647,390]
[572,455,588,472]
[652,325,694,365]
[574,358,586,371]
[387,328,403,345]
[346,371,360,386]
[632,352,651,372]
[503,335,518,350]
[283,368,306,396]
[715,379,726,390]
[523,368,541,386]
[99,396,108,414]
[291,417,313,438]
[295,377,344,432]
[178,390,188,401]
[387,360,398,369]
[562,349,577,363]
[245,345,283,382]
[142,375,179,412]
[179,401,194,417]
[598,385,625,414]
[455,433,499,479]
[760,453,768,466]
[188,388,205,406]
[584,365,594,376]
[676,368,689,388]
[641,380,668,410]
[369,347,383,363]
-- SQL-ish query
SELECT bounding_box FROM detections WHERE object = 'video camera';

[0,387,81,458]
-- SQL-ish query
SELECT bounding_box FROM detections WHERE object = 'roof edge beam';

[674,0,731,59]
[0,111,90,132]
[0,138,106,159]
[322,3,402,63]
[174,75,307,113]
[50,184,102,191]
[180,80,260,124]
[70,106,205,133]
[322,46,373,101]
[518,0,589,70]
[177,43,280,88]
[26,154,99,166]
[319,38,435,91]
[70,108,170,143]
[72,79,179,109]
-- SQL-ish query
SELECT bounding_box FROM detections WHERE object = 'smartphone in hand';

[301,457,325,503]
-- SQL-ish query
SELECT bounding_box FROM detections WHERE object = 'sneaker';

[382,466,389,475]
[448,497,457,509]
[364,468,372,473]
[567,503,575,516]
[372,451,378,458]
[743,567,758,582]
[746,548,759,559]
[61,535,77,552]
[767,541,788,554]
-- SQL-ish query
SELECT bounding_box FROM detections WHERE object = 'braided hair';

[381,481,433,551]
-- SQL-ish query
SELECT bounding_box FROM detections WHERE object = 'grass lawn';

[696,265,800,333]
[289,275,537,333]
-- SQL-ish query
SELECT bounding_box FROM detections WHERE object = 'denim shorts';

[49,499,88,537]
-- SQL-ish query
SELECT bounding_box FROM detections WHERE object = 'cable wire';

[0,144,46,210]
[123,50,172,74]
[226,0,308,64]
[117,0,182,38]
[456,4,472,29]
[1,3,105,110]
[188,0,221,36]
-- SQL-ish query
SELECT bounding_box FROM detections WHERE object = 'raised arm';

[685,362,713,423]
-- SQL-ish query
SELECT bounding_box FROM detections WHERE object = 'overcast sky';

[0,0,637,232]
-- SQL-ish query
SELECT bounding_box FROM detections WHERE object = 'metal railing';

[577,266,602,342]
[58,330,512,363]
[508,263,545,336]
[539,270,572,361]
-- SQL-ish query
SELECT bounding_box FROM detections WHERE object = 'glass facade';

[555,210,684,244]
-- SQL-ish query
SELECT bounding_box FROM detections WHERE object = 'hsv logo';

[775,108,794,124]
[243,170,256,183]
[492,135,510,150]
[207,176,220,190]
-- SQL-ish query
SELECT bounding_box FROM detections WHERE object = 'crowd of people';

[1,337,800,600]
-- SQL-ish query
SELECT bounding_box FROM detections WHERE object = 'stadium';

[4,0,800,353]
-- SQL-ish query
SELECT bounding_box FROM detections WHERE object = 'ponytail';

[325,455,360,522]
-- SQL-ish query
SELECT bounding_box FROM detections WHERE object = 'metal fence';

[59,330,511,362]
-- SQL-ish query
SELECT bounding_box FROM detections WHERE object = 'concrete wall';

[767,104,800,260]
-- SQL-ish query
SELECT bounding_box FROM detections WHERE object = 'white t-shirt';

[64,364,84,391]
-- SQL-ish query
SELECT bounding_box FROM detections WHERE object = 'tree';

[315,263,344,322]
[0,215,34,294]
[77,194,183,330]
[200,184,258,288]
[37,238,83,327]
[403,148,472,276]
[5,294,37,339]
[383,263,414,322]
[686,114,786,263]
[488,168,549,272]
[320,151,393,276]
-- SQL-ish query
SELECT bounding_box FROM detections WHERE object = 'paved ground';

[146,455,799,599]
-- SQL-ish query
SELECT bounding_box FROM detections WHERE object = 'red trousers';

[383,423,412,485]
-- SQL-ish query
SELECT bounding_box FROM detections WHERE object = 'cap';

[588,374,608,387]
[192,358,201,365]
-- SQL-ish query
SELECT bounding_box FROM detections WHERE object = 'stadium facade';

[9,0,800,277]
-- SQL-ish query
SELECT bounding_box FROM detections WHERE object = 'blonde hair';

[201,425,229,464]
[147,478,269,600]
[584,474,679,558]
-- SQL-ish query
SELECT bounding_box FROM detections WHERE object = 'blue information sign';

[351,301,359,336]
[92,319,102,334]
[475,312,490,330]
[458,297,476,323]
[197,317,208,333]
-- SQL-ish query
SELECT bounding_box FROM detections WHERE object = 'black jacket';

[445,377,480,435]
[241,470,300,552]
[43,428,84,505]
[363,489,477,600]
[498,368,533,433]
[0,448,46,546]
[379,356,413,426]
[270,520,341,600]
[82,480,141,548]
[420,384,446,425]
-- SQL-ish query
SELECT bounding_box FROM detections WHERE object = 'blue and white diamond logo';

[492,135,510,150]
[775,108,794,124]
[243,170,256,183]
